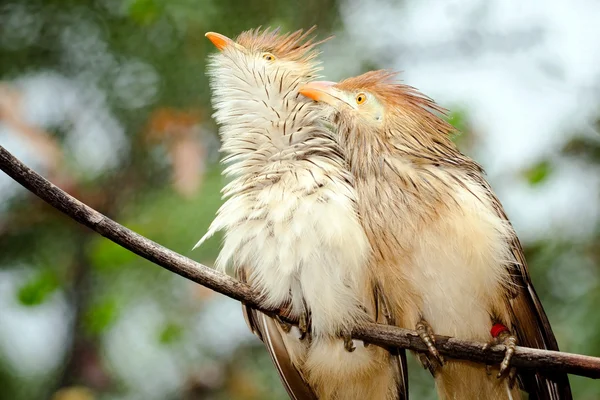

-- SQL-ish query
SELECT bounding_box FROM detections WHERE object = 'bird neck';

[341,117,475,178]
[208,56,347,191]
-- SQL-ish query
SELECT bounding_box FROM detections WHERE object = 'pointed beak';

[299,81,349,108]
[205,32,234,51]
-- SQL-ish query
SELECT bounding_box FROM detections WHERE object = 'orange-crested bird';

[197,29,408,399]
[299,71,572,400]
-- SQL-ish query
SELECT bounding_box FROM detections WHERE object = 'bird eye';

[262,53,276,61]
[355,93,367,105]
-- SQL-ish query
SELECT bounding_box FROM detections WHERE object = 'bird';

[197,29,408,399]
[299,71,572,400]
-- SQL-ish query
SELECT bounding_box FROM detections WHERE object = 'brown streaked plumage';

[300,71,572,400]
[199,31,408,400]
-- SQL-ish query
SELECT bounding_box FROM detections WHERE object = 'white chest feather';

[197,51,371,335]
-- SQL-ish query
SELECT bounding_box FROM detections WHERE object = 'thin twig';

[1,144,599,379]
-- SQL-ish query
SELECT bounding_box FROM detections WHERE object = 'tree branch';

[1,144,599,379]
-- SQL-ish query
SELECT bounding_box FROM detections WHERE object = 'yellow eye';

[262,53,276,61]
[356,93,367,104]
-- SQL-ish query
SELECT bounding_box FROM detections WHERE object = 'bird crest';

[336,70,457,142]
[235,26,330,62]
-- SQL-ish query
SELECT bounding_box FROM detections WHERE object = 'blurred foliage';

[523,159,553,186]
[18,268,60,306]
[447,109,473,148]
[563,135,600,163]
[0,0,599,399]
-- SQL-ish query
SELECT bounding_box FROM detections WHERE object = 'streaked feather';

[325,70,571,400]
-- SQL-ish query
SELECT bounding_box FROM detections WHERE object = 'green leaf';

[17,270,59,306]
[158,322,183,345]
[84,299,119,335]
[523,160,552,186]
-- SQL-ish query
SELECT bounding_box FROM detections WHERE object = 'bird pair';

[196,27,572,400]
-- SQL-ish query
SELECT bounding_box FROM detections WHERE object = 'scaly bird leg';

[416,318,445,366]
[482,323,517,381]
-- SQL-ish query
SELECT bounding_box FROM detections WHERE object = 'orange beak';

[205,32,234,51]
[299,81,348,108]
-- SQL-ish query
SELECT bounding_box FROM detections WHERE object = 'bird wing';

[374,282,410,400]
[242,306,318,400]
[238,269,318,400]
[391,347,410,400]
[478,175,572,400]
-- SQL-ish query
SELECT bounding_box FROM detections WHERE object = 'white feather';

[200,46,372,336]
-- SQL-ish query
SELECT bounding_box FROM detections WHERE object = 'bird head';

[205,27,325,82]
[300,70,455,146]
[204,27,338,178]
[299,70,461,173]
[301,70,451,129]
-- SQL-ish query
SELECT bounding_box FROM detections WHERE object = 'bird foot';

[417,352,440,376]
[298,310,311,340]
[341,330,364,352]
[343,333,355,352]
[482,323,517,380]
[416,318,444,366]
[275,304,311,341]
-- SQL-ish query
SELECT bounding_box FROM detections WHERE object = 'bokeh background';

[1,0,599,399]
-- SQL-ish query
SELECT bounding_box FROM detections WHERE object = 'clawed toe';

[275,308,311,341]
[483,323,518,379]
[418,352,439,376]
[416,318,444,366]
[298,312,309,340]
[341,331,356,352]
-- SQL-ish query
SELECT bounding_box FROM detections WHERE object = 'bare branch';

[1,144,599,379]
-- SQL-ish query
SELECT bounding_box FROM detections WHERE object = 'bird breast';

[358,162,515,340]
[202,52,372,336]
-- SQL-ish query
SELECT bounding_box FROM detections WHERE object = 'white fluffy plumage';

[196,32,371,338]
